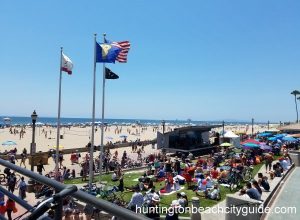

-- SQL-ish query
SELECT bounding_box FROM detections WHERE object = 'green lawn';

[64,162,262,211]
[65,171,233,217]
[64,149,273,218]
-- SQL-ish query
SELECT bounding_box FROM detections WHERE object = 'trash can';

[60,134,63,139]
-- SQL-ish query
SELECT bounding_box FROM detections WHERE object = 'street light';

[30,110,38,172]
[251,118,254,137]
[161,120,166,134]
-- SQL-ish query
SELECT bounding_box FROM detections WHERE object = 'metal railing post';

[55,189,63,220]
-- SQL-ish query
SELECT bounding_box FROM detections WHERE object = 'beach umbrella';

[241,139,261,145]
[220,142,232,147]
[119,135,128,138]
[257,132,272,137]
[2,141,17,146]
[274,134,287,139]
[242,143,260,148]
[282,136,297,142]
[260,144,272,150]
[268,137,278,141]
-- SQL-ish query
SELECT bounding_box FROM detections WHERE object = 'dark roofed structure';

[278,124,300,134]
[157,125,222,156]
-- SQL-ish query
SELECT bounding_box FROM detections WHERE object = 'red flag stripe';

[115,41,130,63]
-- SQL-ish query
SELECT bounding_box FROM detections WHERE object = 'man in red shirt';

[211,166,219,179]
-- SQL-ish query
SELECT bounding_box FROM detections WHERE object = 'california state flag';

[61,53,73,75]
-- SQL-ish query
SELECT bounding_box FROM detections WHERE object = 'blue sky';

[1,0,300,122]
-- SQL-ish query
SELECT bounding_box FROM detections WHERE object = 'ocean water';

[0,116,258,126]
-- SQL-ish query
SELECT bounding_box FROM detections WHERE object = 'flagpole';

[55,47,63,175]
[89,34,97,189]
[99,33,106,184]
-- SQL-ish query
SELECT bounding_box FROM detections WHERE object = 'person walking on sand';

[59,153,64,169]
[7,173,16,193]
[22,147,27,156]
[19,153,26,168]
[18,177,27,200]
[37,160,45,175]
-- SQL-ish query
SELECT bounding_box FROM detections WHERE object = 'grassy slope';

[65,161,263,210]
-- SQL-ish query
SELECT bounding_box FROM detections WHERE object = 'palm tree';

[291,90,300,123]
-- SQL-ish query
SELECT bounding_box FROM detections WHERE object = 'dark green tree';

[291,90,300,123]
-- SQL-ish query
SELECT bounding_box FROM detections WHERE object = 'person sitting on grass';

[144,179,154,190]
[144,188,158,205]
[180,192,188,208]
[177,192,188,208]
[205,177,213,188]
[111,171,118,181]
[114,174,124,192]
[156,168,165,179]
[173,177,181,191]
[194,178,207,192]
[127,187,144,212]
[217,168,229,183]
[145,194,160,220]
[165,200,180,220]
[204,184,220,200]
[210,166,219,179]
[160,177,173,194]
[194,167,204,179]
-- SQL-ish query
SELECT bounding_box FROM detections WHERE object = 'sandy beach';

[0,122,280,220]
[0,123,279,154]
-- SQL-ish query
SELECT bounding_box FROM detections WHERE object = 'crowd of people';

[0,127,297,220]
[115,133,295,219]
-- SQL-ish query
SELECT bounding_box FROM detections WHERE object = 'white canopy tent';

[223,130,240,148]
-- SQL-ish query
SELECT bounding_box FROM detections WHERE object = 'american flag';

[115,41,131,63]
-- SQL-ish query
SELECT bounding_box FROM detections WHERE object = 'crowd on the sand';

[0,131,297,220]
[0,140,152,219]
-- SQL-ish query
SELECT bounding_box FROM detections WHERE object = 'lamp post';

[222,120,225,142]
[162,120,166,134]
[267,120,270,130]
[251,118,254,137]
[30,110,38,172]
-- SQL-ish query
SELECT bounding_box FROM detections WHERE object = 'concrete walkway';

[265,167,300,220]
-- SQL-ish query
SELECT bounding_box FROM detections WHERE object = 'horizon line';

[0,115,282,124]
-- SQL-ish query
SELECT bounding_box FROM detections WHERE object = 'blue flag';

[96,41,121,63]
